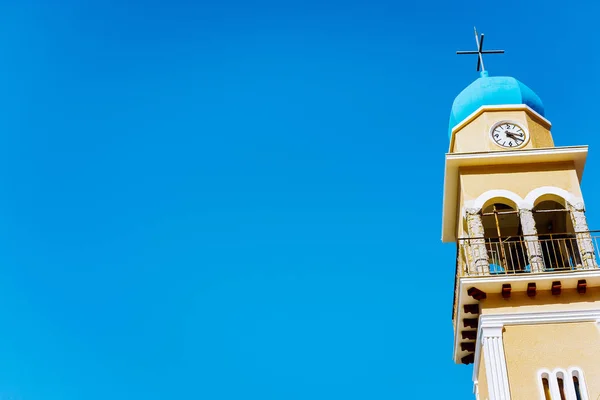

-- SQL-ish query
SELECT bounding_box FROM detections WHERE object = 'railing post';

[466,208,489,275]
[569,203,597,269]
[519,208,545,273]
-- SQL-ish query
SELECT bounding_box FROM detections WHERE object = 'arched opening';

[573,375,582,400]
[481,202,528,273]
[541,375,551,400]
[533,200,581,270]
[556,371,567,400]
[571,369,586,400]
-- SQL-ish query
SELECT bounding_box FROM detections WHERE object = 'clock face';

[490,122,528,148]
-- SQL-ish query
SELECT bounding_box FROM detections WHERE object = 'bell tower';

[444,31,600,400]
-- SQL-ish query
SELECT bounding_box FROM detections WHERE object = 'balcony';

[452,231,600,365]
[456,231,600,277]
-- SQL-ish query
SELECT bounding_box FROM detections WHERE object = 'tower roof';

[448,72,545,138]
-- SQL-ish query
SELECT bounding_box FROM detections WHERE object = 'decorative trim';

[461,186,584,221]
[447,146,587,162]
[472,309,600,395]
[460,270,600,289]
[523,186,585,211]
[479,309,600,327]
[470,189,529,213]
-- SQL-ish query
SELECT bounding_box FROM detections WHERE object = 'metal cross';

[456,27,505,72]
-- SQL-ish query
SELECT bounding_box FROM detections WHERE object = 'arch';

[525,186,585,210]
[471,189,528,213]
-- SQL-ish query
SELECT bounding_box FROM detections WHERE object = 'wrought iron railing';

[456,231,600,277]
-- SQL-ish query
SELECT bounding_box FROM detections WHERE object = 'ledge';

[452,269,600,365]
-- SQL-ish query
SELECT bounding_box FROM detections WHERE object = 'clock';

[490,121,529,148]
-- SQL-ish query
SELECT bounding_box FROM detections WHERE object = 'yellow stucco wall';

[480,289,600,316]
[526,114,554,148]
[503,322,600,400]
[451,109,553,153]
[459,162,582,207]
[478,352,489,400]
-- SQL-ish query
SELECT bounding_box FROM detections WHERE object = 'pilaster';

[481,324,511,400]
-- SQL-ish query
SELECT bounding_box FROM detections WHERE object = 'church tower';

[444,32,600,400]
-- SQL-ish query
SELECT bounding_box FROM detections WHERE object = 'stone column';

[482,325,511,400]
[518,208,545,273]
[569,203,597,269]
[466,208,489,276]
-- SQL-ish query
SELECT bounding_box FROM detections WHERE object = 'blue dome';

[448,72,545,138]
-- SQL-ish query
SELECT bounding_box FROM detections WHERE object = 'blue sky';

[0,0,598,399]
